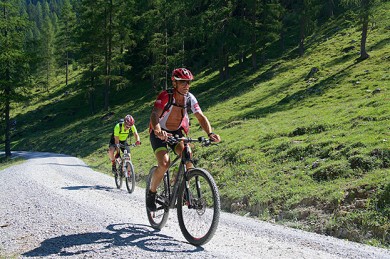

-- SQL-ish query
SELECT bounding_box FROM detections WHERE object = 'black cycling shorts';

[150,129,183,154]
[108,135,128,153]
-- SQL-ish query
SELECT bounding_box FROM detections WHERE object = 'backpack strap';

[159,88,192,119]
[160,89,174,118]
[185,96,191,110]
[118,118,124,134]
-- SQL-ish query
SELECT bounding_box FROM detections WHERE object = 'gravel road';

[1,151,389,258]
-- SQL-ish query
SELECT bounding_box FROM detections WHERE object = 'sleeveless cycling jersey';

[151,90,201,134]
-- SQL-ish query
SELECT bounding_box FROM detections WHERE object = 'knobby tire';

[125,161,136,194]
[114,160,123,189]
[177,168,220,246]
[146,166,169,229]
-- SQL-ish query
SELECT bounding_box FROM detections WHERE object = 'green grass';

[0,157,25,171]
[2,3,389,248]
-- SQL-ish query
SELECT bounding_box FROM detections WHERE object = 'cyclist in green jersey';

[108,114,141,172]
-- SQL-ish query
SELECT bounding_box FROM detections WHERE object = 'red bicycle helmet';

[124,114,135,127]
[171,68,194,81]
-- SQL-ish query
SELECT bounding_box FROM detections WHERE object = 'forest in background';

[3,0,377,114]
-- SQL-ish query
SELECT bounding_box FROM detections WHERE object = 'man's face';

[175,80,191,94]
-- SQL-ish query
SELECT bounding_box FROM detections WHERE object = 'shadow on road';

[61,185,115,191]
[10,151,73,159]
[22,223,203,257]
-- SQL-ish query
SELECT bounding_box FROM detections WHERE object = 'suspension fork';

[181,144,195,205]
[169,163,190,208]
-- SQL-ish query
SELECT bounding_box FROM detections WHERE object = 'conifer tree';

[56,0,76,87]
[280,0,321,56]
[114,0,135,85]
[35,1,43,29]
[0,0,30,158]
[341,0,380,60]
[244,0,282,69]
[75,0,106,114]
[200,1,234,80]
[41,15,55,91]
[141,0,173,89]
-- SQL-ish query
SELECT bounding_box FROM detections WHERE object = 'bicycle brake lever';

[166,136,177,145]
[198,136,205,142]
[203,139,211,147]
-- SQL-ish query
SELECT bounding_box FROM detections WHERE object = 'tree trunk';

[89,88,96,115]
[359,0,370,60]
[89,59,96,115]
[251,1,257,70]
[3,5,11,158]
[164,28,168,90]
[46,57,50,92]
[299,14,306,56]
[280,16,287,52]
[66,50,69,87]
[224,54,229,80]
[280,29,285,52]
[327,0,334,18]
[251,34,257,70]
[218,45,224,81]
[104,1,113,111]
[5,74,11,158]
[65,19,69,88]
[260,51,265,65]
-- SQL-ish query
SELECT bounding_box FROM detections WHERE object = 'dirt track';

[1,151,389,258]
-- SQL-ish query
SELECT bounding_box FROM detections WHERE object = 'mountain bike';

[114,143,136,194]
[145,135,220,246]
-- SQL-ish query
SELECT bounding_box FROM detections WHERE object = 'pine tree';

[41,15,55,91]
[341,0,380,60]
[141,0,174,89]
[0,0,30,158]
[244,0,282,69]
[279,0,321,56]
[56,0,76,87]
[75,0,106,114]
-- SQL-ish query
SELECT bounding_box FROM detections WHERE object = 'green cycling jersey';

[114,123,138,142]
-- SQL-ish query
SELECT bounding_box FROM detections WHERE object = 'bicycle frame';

[114,143,137,193]
[116,145,131,174]
[165,142,192,209]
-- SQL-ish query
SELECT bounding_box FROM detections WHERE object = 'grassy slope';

[3,3,389,248]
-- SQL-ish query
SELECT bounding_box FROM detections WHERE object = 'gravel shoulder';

[1,151,389,258]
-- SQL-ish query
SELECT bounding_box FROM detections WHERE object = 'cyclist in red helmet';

[108,114,141,173]
[147,68,221,211]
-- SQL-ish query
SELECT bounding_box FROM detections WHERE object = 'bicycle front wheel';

[177,168,220,246]
[114,162,123,189]
[125,161,136,194]
[145,166,170,230]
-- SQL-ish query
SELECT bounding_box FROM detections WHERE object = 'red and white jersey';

[151,90,201,134]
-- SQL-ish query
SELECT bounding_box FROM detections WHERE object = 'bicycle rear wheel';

[145,166,170,229]
[177,168,220,246]
[125,161,135,193]
[114,162,123,189]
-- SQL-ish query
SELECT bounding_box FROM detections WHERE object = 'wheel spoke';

[177,169,220,245]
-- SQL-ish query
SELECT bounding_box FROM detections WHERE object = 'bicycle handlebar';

[166,135,214,146]
[117,143,137,148]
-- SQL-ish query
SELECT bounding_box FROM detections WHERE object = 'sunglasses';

[177,80,191,85]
